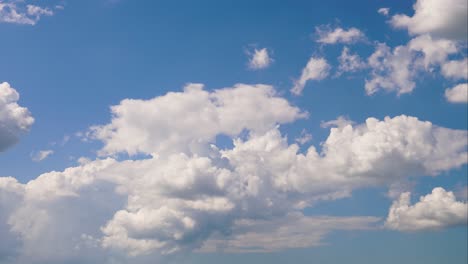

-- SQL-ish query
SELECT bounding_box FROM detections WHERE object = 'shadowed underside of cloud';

[0,83,466,264]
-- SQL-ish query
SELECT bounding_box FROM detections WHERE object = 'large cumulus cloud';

[0,84,466,263]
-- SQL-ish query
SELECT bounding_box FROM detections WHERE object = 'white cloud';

[445,83,468,103]
[0,1,55,25]
[316,26,365,44]
[248,48,273,70]
[337,47,367,75]
[0,82,34,152]
[32,150,54,162]
[385,187,468,231]
[441,58,468,80]
[291,57,330,95]
[91,83,307,156]
[0,83,466,262]
[378,8,390,16]
[391,0,468,40]
[320,115,355,128]
[365,35,458,95]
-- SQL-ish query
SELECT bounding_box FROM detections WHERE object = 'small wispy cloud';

[31,150,54,162]
[315,25,365,45]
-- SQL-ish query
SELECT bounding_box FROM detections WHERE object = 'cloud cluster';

[385,187,468,231]
[0,82,34,152]
[0,84,466,263]
[365,35,460,95]
[0,0,57,25]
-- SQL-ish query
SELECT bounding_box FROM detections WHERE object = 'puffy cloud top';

[0,82,34,151]
[385,187,468,231]
[391,0,468,40]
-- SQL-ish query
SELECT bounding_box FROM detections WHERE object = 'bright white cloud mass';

[0,83,467,263]
[0,0,467,263]
[386,187,468,231]
[391,0,468,40]
[0,82,34,152]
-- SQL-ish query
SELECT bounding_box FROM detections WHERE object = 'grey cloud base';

[0,84,466,264]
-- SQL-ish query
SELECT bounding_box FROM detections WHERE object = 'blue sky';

[0,0,467,263]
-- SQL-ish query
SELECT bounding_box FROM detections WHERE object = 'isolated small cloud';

[248,48,273,70]
[445,83,468,103]
[385,187,468,231]
[391,0,468,40]
[316,26,365,44]
[320,115,355,128]
[377,8,390,16]
[32,150,54,162]
[291,57,330,95]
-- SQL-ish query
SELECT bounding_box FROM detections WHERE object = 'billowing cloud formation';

[91,83,307,156]
[0,82,34,152]
[0,1,56,25]
[391,0,468,40]
[291,57,330,95]
[385,187,468,231]
[0,84,466,263]
[316,26,365,44]
[445,83,468,103]
[248,48,272,70]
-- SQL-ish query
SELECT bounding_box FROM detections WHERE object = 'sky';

[0,0,467,263]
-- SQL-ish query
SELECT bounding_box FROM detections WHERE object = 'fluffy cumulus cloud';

[248,48,272,70]
[0,83,467,263]
[0,0,58,25]
[391,0,468,40]
[291,57,330,95]
[365,35,460,95]
[441,58,468,80]
[316,26,365,44]
[445,83,468,103]
[91,83,307,156]
[0,82,34,152]
[385,187,468,231]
